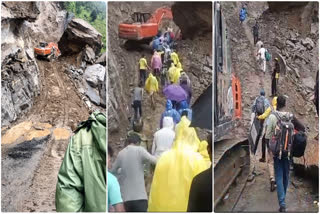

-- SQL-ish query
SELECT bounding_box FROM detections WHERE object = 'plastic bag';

[148,117,207,211]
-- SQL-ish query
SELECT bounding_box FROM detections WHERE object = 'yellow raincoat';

[145,73,159,94]
[170,51,180,65]
[257,96,277,120]
[168,63,176,83]
[148,117,207,212]
[198,140,211,169]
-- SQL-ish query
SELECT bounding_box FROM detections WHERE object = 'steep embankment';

[218,2,318,212]
[1,2,106,211]
[108,2,212,155]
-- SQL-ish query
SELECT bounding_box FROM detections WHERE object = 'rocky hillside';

[221,1,318,165]
[108,2,212,149]
[1,2,106,211]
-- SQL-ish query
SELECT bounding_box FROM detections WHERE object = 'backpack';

[269,112,294,158]
[255,96,265,115]
[292,131,307,157]
[265,49,271,61]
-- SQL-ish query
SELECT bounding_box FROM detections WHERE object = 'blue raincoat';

[160,100,181,128]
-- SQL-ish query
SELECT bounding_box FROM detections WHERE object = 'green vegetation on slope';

[63,2,106,53]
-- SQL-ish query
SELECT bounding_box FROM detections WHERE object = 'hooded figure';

[151,51,162,71]
[145,73,159,94]
[56,112,106,212]
[152,116,175,159]
[168,63,177,83]
[170,51,180,66]
[148,116,207,211]
[160,100,181,128]
[178,100,192,121]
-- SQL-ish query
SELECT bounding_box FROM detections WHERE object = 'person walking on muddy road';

[252,19,259,45]
[145,73,159,109]
[257,96,278,192]
[160,100,181,128]
[257,44,267,73]
[272,58,280,96]
[248,89,269,181]
[139,54,150,86]
[151,50,162,81]
[265,95,293,212]
[152,116,175,159]
[239,6,247,24]
[132,82,144,120]
[110,134,157,212]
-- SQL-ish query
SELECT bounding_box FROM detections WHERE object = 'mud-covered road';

[1,57,89,212]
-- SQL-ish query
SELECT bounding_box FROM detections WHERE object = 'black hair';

[138,82,143,87]
[142,54,145,58]
[108,145,113,157]
[277,95,286,110]
[181,110,188,117]
[127,134,140,145]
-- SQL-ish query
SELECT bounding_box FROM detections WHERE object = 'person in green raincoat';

[55,111,106,212]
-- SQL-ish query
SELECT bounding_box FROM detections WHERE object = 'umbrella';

[163,84,187,102]
[190,84,212,130]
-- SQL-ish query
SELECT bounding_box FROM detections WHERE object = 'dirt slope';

[217,2,318,212]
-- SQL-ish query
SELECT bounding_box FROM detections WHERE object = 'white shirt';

[258,47,266,60]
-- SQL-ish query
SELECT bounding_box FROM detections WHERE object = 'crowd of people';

[107,28,212,212]
[246,8,315,212]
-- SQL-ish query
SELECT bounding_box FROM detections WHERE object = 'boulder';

[301,37,314,50]
[286,40,295,49]
[96,52,106,66]
[82,45,95,64]
[84,64,105,88]
[85,83,100,106]
[302,76,315,90]
[58,18,102,55]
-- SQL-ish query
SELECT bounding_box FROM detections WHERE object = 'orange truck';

[34,42,61,60]
[118,7,173,41]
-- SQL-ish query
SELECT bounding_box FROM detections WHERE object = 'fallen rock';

[85,84,101,106]
[96,52,106,66]
[301,37,314,50]
[82,45,95,64]
[302,76,315,90]
[1,121,33,145]
[58,18,102,55]
[84,64,105,88]
[286,40,296,48]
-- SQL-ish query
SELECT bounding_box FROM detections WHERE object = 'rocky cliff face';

[1,2,68,126]
[1,2,106,127]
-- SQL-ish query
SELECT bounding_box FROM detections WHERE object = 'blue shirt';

[108,171,123,209]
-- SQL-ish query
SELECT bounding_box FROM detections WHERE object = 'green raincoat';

[56,112,106,212]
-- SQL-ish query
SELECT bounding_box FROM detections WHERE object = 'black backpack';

[292,131,307,157]
[255,96,265,115]
[269,112,294,158]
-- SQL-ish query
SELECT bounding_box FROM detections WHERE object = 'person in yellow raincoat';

[170,50,180,66]
[145,73,158,109]
[173,63,183,84]
[148,116,208,212]
[168,63,176,84]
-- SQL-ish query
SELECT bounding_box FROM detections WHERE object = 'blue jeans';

[274,157,290,208]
